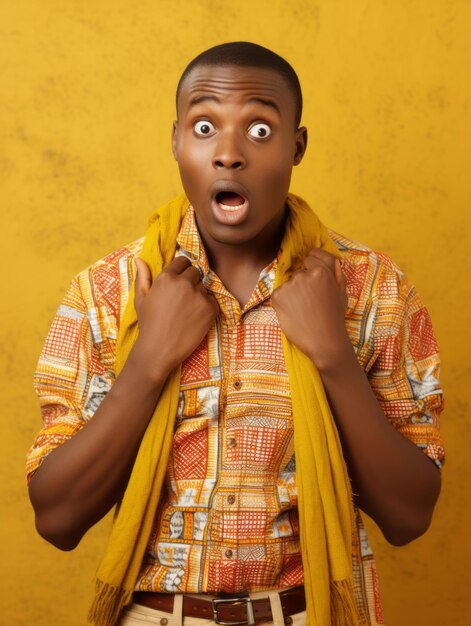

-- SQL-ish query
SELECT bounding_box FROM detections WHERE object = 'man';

[27,42,444,626]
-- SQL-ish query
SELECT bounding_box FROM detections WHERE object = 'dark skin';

[28,64,440,551]
[29,256,219,550]
[172,66,307,306]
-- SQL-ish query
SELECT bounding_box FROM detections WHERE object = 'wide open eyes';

[193,120,272,139]
[194,120,216,136]
[247,123,271,139]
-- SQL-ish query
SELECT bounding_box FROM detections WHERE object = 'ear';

[171,120,178,161]
[293,126,308,166]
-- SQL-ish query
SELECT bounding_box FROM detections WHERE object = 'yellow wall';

[1,1,469,624]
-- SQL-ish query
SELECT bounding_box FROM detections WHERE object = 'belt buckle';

[212,597,255,626]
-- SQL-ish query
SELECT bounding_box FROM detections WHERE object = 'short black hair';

[176,42,303,128]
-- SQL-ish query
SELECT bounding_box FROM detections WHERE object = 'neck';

[195,207,287,279]
[194,208,287,308]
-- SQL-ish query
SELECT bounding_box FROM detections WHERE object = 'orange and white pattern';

[27,205,444,626]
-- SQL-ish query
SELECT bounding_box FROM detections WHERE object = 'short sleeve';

[362,259,445,469]
[26,274,116,482]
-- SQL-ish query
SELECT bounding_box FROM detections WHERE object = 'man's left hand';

[271,248,351,371]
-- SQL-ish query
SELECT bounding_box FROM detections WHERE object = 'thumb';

[207,292,220,316]
[334,258,343,288]
[134,258,152,305]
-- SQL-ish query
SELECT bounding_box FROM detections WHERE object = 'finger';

[307,248,338,269]
[207,293,220,316]
[195,282,217,309]
[290,268,306,280]
[198,283,216,304]
[334,258,343,288]
[164,255,192,275]
[195,281,207,295]
[134,258,152,297]
[306,252,345,291]
[302,254,332,274]
[182,263,203,286]
[134,258,152,312]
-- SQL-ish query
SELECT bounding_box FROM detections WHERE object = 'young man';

[27,43,444,626]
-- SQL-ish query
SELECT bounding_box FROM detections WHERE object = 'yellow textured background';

[1,1,470,624]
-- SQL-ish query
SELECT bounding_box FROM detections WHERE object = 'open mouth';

[210,182,250,226]
[215,191,247,211]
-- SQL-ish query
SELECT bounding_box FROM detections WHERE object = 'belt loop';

[267,591,285,626]
[173,593,184,626]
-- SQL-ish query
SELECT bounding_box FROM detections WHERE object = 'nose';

[212,131,246,170]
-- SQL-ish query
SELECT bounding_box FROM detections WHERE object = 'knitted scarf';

[88,192,359,626]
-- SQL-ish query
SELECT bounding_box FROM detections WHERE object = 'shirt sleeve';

[361,256,445,469]
[26,272,117,482]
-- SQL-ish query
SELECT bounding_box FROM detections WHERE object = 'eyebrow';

[189,95,281,115]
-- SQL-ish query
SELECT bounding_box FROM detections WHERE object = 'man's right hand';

[133,256,219,376]
[29,255,219,551]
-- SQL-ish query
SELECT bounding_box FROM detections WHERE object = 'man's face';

[172,64,307,249]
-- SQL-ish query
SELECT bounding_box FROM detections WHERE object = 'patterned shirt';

[27,205,444,626]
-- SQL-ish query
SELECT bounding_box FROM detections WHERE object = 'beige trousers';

[118,590,306,626]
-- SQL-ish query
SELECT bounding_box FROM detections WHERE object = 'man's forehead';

[177,65,292,109]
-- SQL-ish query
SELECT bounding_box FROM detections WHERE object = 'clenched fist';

[132,256,219,378]
[271,248,351,372]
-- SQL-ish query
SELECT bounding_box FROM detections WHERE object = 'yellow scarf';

[88,193,359,626]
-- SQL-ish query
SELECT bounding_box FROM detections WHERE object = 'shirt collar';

[176,205,278,320]
[176,205,211,282]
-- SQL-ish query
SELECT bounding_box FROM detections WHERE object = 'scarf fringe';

[330,579,360,626]
[88,580,132,626]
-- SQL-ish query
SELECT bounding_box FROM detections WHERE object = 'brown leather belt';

[133,586,306,625]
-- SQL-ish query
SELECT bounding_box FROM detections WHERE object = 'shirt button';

[227,494,236,504]
[228,437,237,448]
[225,549,233,558]
[233,379,242,390]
